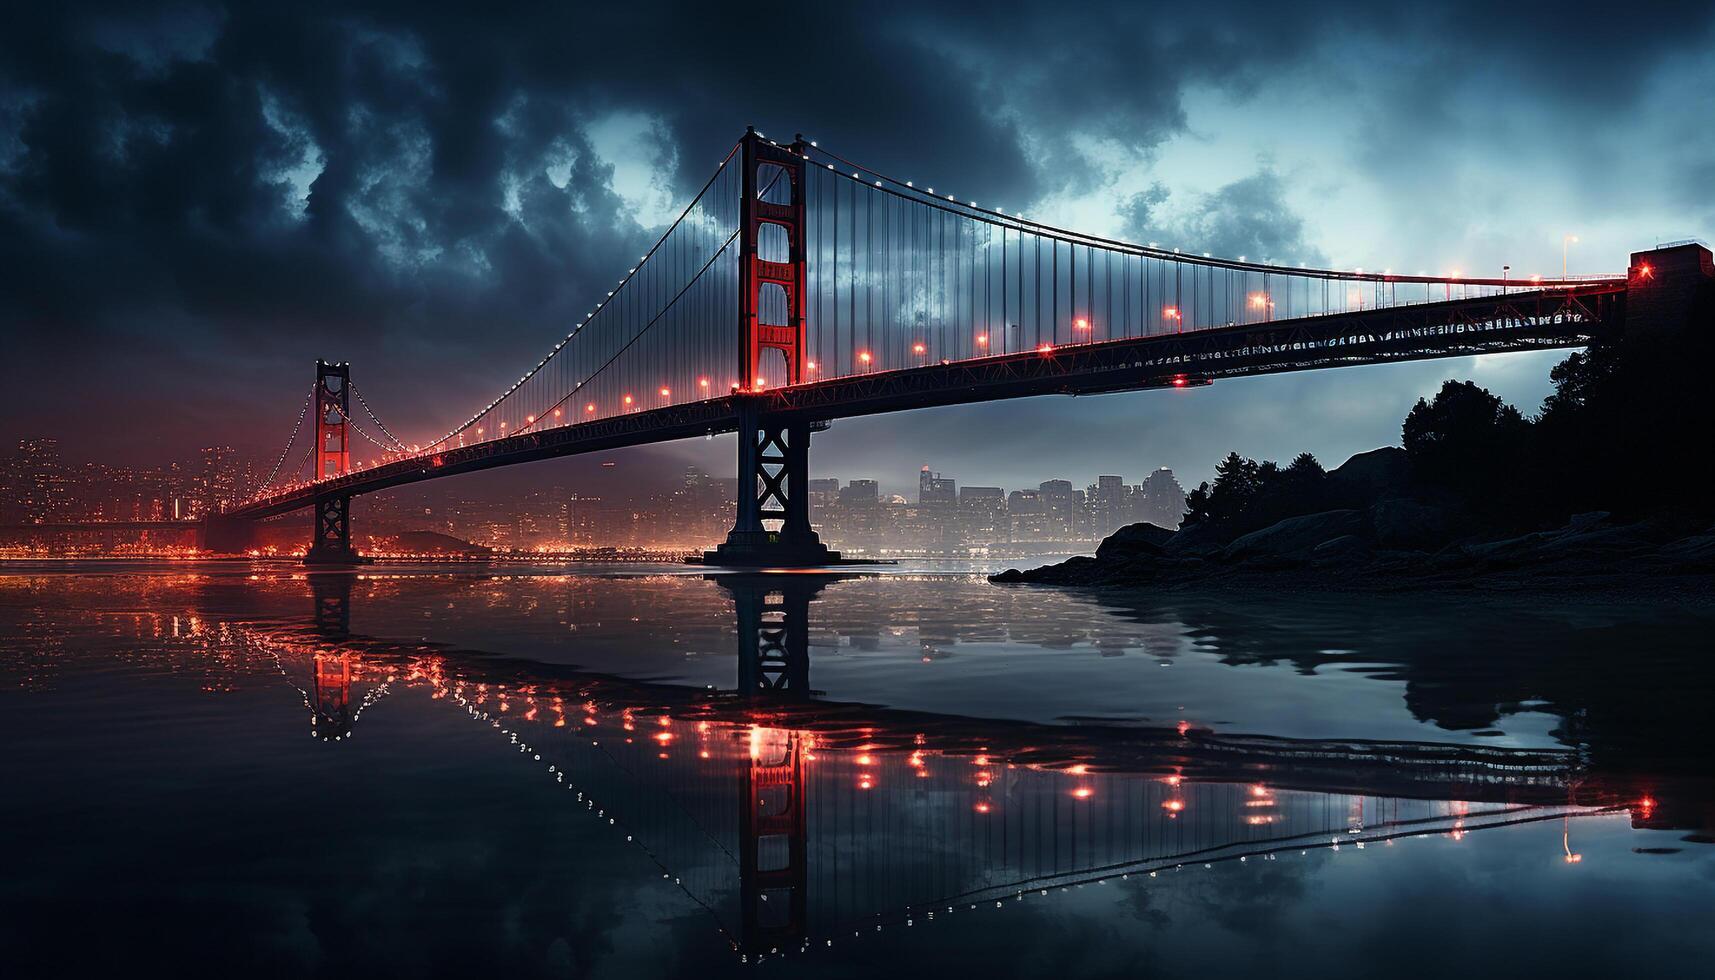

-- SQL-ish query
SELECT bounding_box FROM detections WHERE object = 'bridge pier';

[705,403,839,566]
[1626,241,1714,335]
[304,494,366,565]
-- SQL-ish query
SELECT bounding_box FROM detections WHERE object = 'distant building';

[1088,474,1133,538]
[1037,479,1075,540]
[959,486,1007,543]
[1008,489,1048,540]
[200,446,242,515]
[11,438,64,524]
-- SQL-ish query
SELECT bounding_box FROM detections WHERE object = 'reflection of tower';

[312,652,353,739]
[309,572,353,637]
[714,573,847,695]
[308,572,355,739]
[740,728,807,957]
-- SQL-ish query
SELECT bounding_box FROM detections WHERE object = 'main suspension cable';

[256,385,314,493]
[351,382,409,451]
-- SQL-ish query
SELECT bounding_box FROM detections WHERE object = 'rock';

[1460,513,1649,565]
[1368,498,1464,550]
[1310,534,1373,564]
[1660,534,1715,568]
[1095,522,1176,560]
[1161,521,1227,556]
[1327,447,1411,506]
[990,555,1107,585]
[1222,510,1364,561]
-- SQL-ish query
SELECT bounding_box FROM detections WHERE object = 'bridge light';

[1074,317,1089,331]
[1172,375,1188,388]
[699,377,710,388]
[912,342,927,355]
[1037,343,1054,355]
[585,403,596,413]
[858,351,873,365]
[476,427,483,435]
[553,409,561,418]
[623,394,633,406]
[1162,799,1185,813]
[1637,263,1653,279]
[1072,787,1094,799]
[526,415,535,424]
[806,360,817,372]
[975,333,988,347]
[974,802,992,814]
[1163,306,1181,320]
[659,387,671,398]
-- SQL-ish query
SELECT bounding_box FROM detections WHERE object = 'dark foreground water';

[2,563,1711,978]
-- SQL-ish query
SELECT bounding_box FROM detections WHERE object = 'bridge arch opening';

[757,222,789,264]
[756,162,793,204]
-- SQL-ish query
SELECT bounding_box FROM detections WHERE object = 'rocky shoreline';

[991,508,1715,601]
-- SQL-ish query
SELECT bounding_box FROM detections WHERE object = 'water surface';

[3,564,1710,977]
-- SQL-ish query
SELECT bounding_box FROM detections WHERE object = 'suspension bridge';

[210,127,1706,563]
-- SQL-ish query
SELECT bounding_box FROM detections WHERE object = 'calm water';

[2,563,1711,978]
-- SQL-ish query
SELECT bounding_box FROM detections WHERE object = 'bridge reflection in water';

[240,573,1691,963]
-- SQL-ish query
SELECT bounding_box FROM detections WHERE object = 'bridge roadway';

[229,283,1622,522]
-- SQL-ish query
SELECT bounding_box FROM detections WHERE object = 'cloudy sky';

[4,2,1712,495]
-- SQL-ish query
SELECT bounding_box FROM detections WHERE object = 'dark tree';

[1402,380,1530,501]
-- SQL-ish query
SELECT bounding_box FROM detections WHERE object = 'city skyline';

[1,434,1192,556]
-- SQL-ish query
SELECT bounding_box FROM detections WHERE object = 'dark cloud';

[2,1,1712,485]
[1122,168,1325,266]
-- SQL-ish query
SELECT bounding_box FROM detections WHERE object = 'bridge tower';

[707,129,838,566]
[306,360,365,565]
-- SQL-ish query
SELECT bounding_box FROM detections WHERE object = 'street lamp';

[1563,235,1579,279]
[1502,265,1510,293]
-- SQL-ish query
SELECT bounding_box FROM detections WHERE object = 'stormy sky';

[3,2,1712,495]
